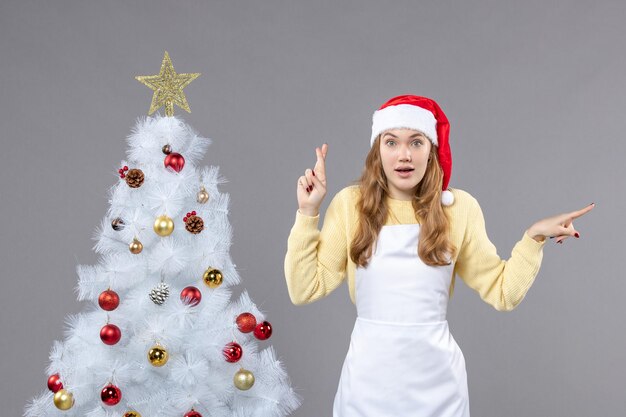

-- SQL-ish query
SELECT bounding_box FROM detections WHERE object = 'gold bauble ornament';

[203,267,223,288]
[148,345,169,367]
[153,215,174,236]
[197,187,209,204]
[124,412,142,417]
[53,389,74,410]
[129,238,143,254]
[233,368,255,390]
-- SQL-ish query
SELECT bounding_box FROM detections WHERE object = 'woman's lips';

[395,168,414,178]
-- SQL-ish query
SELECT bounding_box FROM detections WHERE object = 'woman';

[284,95,593,416]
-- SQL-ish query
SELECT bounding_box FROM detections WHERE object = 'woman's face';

[379,128,432,200]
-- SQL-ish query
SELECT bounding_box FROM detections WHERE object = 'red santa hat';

[371,95,454,206]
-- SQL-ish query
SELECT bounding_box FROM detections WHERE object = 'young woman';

[284,95,593,416]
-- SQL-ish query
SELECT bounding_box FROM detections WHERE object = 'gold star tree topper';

[135,51,200,116]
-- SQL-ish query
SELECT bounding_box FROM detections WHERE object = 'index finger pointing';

[570,203,595,220]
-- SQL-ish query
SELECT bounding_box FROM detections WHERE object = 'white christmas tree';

[25,52,300,417]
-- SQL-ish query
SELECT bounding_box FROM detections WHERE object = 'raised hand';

[526,203,595,244]
[297,143,328,217]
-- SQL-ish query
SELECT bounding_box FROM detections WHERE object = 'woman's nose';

[399,146,411,160]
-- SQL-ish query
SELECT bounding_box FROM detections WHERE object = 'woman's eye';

[386,140,396,146]
[411,140,422,146]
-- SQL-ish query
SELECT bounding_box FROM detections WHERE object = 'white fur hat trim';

[371,104,438,146]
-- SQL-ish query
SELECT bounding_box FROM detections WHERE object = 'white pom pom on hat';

[371,95,454,206]
[441,189,454,206]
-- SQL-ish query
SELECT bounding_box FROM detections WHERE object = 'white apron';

[333,224,470,417]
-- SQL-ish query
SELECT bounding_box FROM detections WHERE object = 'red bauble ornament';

[236,312,257,333]
[164,152,185,173]
[223,342,243,363]
[101,384,122,406]
[180,286,202,306]
[47,374,63,393]
[98,290,120,311]
[253,321,272,340]
[100,324,122,345]
[184,410,202,417]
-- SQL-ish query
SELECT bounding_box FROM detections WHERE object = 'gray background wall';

[1,1,625,416]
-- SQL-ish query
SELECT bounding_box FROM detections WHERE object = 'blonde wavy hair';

[350,134,457,268]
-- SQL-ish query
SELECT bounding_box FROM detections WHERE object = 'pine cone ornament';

[125,168,145,188]
[149,282,170,305]
[184,211,204,234]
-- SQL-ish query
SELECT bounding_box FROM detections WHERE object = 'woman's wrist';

[299,207,319,217]
[526,227,546,242]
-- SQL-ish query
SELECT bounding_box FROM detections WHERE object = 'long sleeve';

[284,189,350,305]
[454,195,546,311]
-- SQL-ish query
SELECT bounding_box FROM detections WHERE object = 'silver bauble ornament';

[197,187,209,204]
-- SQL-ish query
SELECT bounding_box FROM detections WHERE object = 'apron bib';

[333,224,470,417]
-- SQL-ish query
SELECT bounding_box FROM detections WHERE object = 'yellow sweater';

[284,185,546,311]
